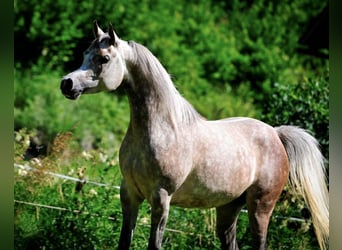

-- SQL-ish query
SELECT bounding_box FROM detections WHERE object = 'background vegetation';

[14,0,328,249]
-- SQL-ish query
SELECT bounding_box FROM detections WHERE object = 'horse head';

[61,21,128,99]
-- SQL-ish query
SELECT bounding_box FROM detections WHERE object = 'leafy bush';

[15,0,327,100]
[262,74,329,159]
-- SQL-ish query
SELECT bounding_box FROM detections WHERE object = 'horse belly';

[171,133,258,208]
[170,166,251,208]
[171,188,238,209]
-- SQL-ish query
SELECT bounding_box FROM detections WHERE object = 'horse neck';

[124,42,200,133]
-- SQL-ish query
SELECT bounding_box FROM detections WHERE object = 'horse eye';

[102,55,110,64]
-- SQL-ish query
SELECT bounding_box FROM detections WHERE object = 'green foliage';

[224,0,328,102]
[262,75,329,159]
[14,0,328,124]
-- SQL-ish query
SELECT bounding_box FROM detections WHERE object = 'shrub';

[15,0,327,100]
[262,74,329,160]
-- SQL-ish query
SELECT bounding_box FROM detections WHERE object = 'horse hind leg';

[216,194,246,250]
[246,184,284,250]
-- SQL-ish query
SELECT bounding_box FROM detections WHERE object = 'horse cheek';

[105,59,125,90]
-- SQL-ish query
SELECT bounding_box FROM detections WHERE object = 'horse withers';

[61,22,329,250]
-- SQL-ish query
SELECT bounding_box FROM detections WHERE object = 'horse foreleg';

[148,188,172,250]
[118,181,143,250]
[216,195,245,250]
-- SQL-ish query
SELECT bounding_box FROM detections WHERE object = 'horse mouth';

[61,89,82,100]
[65,93,80,100]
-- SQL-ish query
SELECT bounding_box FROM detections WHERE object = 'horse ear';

[108,23,118,47]
[93,20,104,38]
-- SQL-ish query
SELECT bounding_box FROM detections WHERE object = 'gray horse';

[61,22,328,250]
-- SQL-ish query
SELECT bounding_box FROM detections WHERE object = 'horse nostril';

[61,78,73,92]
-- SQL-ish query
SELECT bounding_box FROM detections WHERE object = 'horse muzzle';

[60,78,82,100]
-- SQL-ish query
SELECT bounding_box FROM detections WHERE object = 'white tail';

[276,126,329,250]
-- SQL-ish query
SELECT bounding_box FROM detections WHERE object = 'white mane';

[127,41,202,126]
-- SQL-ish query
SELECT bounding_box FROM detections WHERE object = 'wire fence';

[14,162,307,229]
[14,163,120,189]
